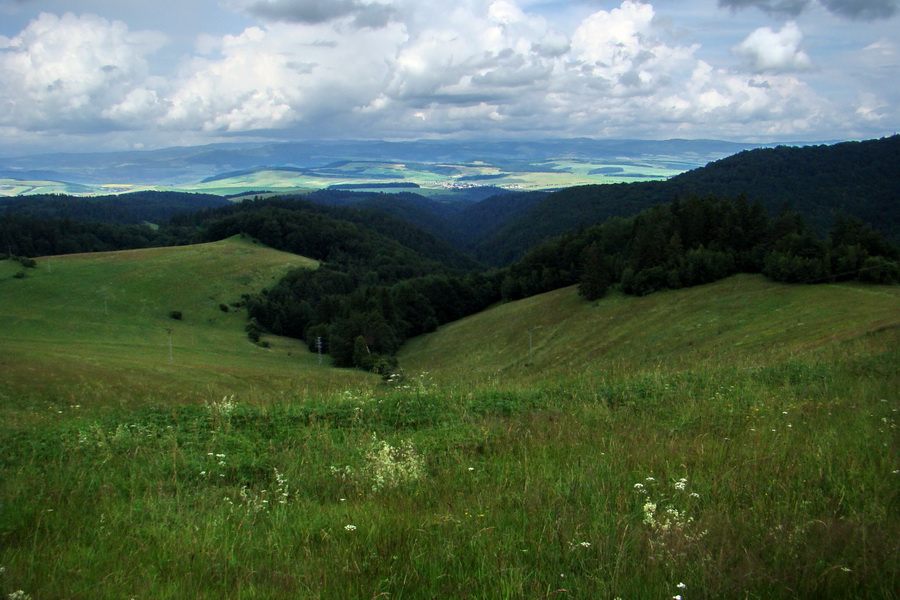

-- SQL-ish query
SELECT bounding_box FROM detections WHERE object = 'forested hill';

[0,190,228,224]
[474,136,900,265]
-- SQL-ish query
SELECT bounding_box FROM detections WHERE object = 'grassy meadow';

[0,249,897,598]
[0,236,372,424]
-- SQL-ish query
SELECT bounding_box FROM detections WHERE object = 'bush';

[169,310,183,320]
[858,256,900,285]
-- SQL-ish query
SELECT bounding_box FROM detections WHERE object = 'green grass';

[399,275,900,386]
[1,265,897,599]
[0,236,374,422]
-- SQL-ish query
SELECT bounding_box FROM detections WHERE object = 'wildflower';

[468,467,475,471]
[645,476,656,482]
[344,524,357,531]
[690,492,700,498]
[365,437,425,490]
[580,541,591,548]
[673,596,682,600]
[677,582,687,589]
[634,483,644,489]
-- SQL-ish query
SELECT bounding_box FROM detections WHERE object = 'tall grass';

[2,265,897,598]
[1,338,896,599]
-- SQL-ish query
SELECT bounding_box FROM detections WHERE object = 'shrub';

[169,310,183,320]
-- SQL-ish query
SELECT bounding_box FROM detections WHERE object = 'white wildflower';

[344,524,357,531]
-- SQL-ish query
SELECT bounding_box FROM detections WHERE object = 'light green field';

[2,154,695,197]
[186,159,682,195]
[0,236,373,420]
[398,275,900,386]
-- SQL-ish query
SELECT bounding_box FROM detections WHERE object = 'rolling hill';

[398,274,900,386]
[0,235,373,417]
[474,136,900,264]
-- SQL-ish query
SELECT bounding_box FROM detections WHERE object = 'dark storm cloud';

[242,0,397,28]
[718,0,897,19]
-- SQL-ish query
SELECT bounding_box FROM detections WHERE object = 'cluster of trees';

[0,214,182,257]
[0,191,227,224]
[497,194,899,304]
[0,191,228,256]
[245,268,502,372]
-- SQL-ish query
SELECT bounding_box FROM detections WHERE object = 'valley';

[0,137,897,600]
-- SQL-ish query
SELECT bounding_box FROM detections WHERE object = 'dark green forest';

[2,137,898,372]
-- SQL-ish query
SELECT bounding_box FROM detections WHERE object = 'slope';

[476,136,900,264]
[0,235,373,415]
[397,274,899,386]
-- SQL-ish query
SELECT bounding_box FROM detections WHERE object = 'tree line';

[497,194,899,304]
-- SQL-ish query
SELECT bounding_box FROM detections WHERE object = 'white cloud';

[164,21,406,133]
[733,21,812,73]
[570,0,698,96]
[0,0,895,151]
[0,12,167,130]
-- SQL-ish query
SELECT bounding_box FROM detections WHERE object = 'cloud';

[164,21,406,133]
[0,12,167,130]
[570,0,697,96]
[733,21,813,73]
[717,0,897,20]
[235,0,397,28]
[0,0,893,149]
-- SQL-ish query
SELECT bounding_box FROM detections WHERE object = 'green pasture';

[0,253,897,598]
[399,274,900,386]
[0,236,372,421]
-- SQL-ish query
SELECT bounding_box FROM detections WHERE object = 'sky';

[0,0,898,155]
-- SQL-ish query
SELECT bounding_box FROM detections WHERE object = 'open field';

[170,156,691,196]
[1,153,702,197]
[0,236,373,424]
[399,275,900,385]
[0,264,897,599]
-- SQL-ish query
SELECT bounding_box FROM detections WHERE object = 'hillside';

[0,236,372,415]
[476,136,900,264]
[398,274,900,385]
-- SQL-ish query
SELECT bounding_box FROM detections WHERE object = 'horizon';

[0,133,863,161]
[1,0,898,156]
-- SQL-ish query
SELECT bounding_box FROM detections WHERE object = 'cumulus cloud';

[0,0,892,148]
[718,0,897,20]
[164,21,406,133]
[0,12,167,130]
[733,21,813,73]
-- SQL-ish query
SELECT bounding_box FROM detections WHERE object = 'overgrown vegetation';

[1,338,896,599]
